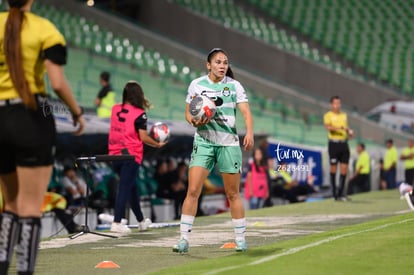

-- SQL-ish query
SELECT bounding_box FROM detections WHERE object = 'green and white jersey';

[185,75,249,146]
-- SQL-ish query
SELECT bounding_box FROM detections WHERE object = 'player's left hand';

[243,134,254,151]
[72,115,86,136]
[347,128,355,138]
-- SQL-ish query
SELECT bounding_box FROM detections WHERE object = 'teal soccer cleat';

[172,238,189,254]
[235,240,247,252]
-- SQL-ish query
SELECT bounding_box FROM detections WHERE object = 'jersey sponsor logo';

[200,91,224,106]
[214,117,228,123]
[200,90,222,98]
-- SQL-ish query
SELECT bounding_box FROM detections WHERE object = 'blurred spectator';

[400,139,414,185]
[258,138,274,207]
[202,178,224,195]
[42,192,83,234]
[244,148,269,209]
[155,159,187,220]
[61,166,109,224]
[379,158,387,190]
[383,139,398,189]
[348,143,370,195]
[90,164,118,210]
[270,162,316,203]
[61,166,88,207]
[95,71,116,118]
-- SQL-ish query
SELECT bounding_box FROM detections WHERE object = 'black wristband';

[72,107,84,120]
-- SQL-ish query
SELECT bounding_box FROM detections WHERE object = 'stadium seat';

[245,0,414,95]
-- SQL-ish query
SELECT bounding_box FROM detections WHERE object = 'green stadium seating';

[172,0,354,77]
[246,0,414,95]
[173,0,414,95]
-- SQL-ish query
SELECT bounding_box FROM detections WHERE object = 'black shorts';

[405,168,414,185]
[0,96,56,174]
[328,141,350,165]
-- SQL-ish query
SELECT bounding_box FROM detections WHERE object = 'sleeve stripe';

[43,44,67,65]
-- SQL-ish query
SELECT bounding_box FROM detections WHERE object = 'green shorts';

[189,141,242,173]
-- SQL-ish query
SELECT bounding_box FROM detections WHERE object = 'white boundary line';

[205,218,414,275]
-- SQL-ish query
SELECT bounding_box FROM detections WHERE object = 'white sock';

[232,218,246,242]
[180,214,195,241]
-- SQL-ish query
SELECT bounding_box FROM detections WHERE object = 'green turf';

[162,213,414,275]
[8,190,411,274]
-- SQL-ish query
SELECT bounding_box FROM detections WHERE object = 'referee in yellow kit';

[324,96,354,201]
[348,143,370,194]
[400,139,414,185]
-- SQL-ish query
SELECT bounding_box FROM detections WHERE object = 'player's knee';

[186,188,200,200]
[225,189,240,202]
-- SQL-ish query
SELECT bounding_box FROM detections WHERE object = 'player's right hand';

[72,115,86,136]
[191,116,210,127]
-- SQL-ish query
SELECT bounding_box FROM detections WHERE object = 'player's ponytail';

[4,0,36,110]
[226,66,234,79]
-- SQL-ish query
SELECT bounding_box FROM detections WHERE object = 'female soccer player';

[173,48,254,253]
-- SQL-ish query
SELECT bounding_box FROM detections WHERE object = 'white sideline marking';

[205,218,414,275]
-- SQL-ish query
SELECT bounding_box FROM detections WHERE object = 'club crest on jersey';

[222,87,231,97]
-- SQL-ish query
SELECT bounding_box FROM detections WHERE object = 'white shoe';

[404,191,414,210]
[99,213,128,225]
[110,222,131,234]
[139,218,152,231]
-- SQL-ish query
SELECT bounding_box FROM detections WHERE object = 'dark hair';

[207,48,234,79]
[330,95,340,103]
[358,143,365,150]
[122,81,151,110]
[5,0,36,110]
[100,71,110,82]
[386,139,393,145]
[63,166,75,174]
[252,147,266,170]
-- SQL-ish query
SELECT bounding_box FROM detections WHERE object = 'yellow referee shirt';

[356,151,370,175]
[401,147,414,169]
[323,111,348,141]
[0,12,66,100]
[384,146,398,170]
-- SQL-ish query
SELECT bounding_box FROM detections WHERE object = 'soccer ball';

[149,122,170,142]
[189,95,216,120]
